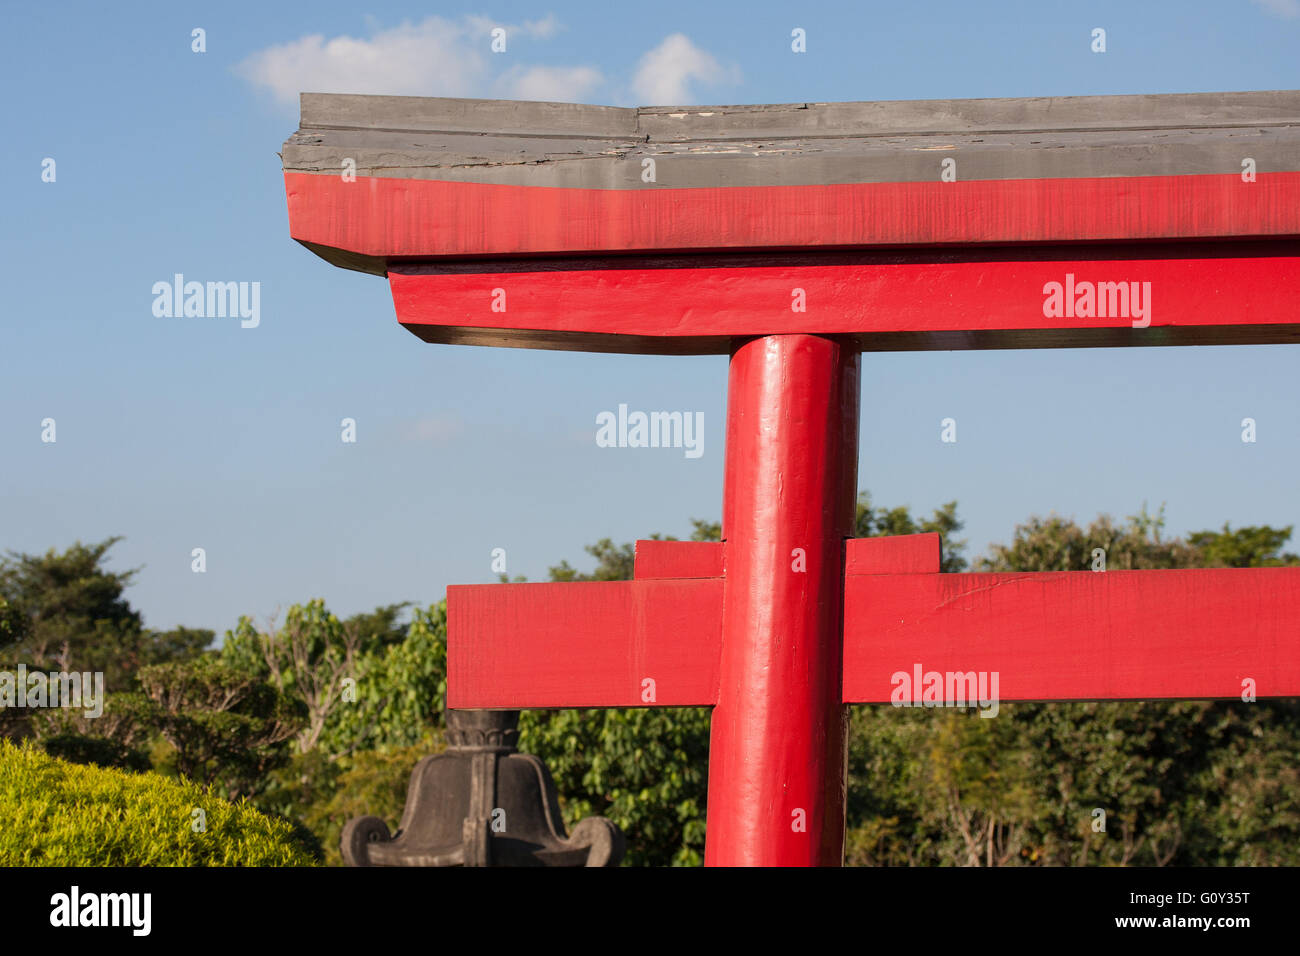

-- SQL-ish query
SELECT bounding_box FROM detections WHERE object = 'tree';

[340,602,411,649]
[520,706,711,866]
[846,506,1300,866]
[137,657,304,800]
[297,737,443,867]
[26,691,156,772]
[0,597,21,647]
[248,604,449,856]
[141,627,214,667]
[222,601,362,754]
[0,538,211,691]
[975,505,1199,573]
[1188,522,1300,568]
[0,538,143,685]
[317,602,448,757]
[856,492,967,571]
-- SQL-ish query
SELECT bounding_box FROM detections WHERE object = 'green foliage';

[975,505,1197,572]
[0,538,210,689]
[856,492,967,571]
[1188,523,1300,568]
[221,600,363,754]
[0,537,142,685]
[319,602,448,756]
[137,657,304,799]
[0,597,18,646]
[688,518,721,542]
[0,739,317,866]
[38,732,152,773]
[847,506,1300,866]
[232,601,447,860]
[10,500,1299,868]
[0,537,141,638]
[27,691,157,772]
[222,599,438,759]
[547,519,720,582]
[519,707,711,866]
[549,538,638,582]
[296,738,442,867]
[343,602,412,650]
[250,735,444,868]
[142,627,214,667]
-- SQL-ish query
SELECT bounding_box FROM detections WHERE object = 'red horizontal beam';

[448,542,1300,709]
[842,568,1300,704]
[633,540,725,579]
[447,580,722,709]
[846,534,940,575]
[286,171,1300,261]
[389,248,1300,354]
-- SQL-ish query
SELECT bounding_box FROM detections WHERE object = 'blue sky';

[2,0,1298,639]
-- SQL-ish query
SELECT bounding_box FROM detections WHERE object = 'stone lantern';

[341,709,624,867]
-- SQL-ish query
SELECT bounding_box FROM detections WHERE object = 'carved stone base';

[342,710,624,867]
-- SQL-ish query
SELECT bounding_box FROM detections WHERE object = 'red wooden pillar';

[705,334,861,866]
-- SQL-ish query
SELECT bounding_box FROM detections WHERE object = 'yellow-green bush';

[0,740,317,866]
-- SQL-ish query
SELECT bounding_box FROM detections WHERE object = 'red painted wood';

[633,540,725,579]
[285,170,1300,260]
[389,250,1300,352]
[446,580,721,708]
[846,534,941,575]
[705,335,860,867]
[450,560,1300,710]
[842,568,1300,703]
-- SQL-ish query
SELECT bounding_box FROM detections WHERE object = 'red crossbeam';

[844,568,1300,703]
[447,535,1300,709]
[446,578,722,709]
[389,247,1300,353]
[286,171,1300,260]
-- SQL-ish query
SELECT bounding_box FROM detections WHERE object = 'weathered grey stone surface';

[341,709,624,867]
[283,90,1300,189]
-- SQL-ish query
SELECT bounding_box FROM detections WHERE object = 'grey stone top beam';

[283,90,1300,189]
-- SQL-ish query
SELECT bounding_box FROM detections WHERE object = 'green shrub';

[0,740,317,866]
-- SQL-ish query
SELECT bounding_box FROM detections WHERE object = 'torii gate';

[282,90,1300,866]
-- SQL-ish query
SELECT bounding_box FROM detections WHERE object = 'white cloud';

[236,14,589,108]
[463,13,562,40]
[631,33,740,105]
[499,65,604,102]
[524,14,561,38]
[1252,0,1300,17]
[237,19,740,111]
